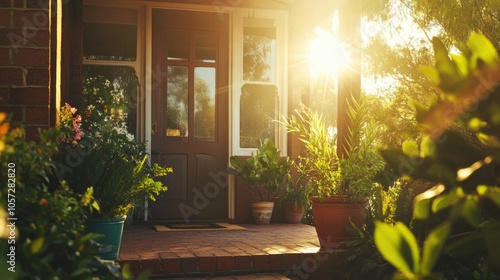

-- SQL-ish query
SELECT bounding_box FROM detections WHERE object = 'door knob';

[151,122,157,135]
[152,149,160,155]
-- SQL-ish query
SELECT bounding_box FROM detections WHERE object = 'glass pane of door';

[194,67,216,141]
[166,66,189,138]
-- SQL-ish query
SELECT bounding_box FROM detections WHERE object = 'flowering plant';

[58,76,171,219]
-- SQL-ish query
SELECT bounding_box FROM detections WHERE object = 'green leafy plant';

[375,32,500,279]
[228,138,292,202]
[281,97,385,199]
[0,116,126,279]
[280,184,309,211]
[58,77,171,218]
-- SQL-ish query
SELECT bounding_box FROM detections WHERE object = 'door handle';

[151,122,157,135]
[152,149,160,155]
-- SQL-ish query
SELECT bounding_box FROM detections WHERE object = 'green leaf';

[421,222,451,275]
[462,199,481,227]
[451,53,469,77]
[31,237,44,254]
[446,232,484,257]
[468,32,498,69]
[480,220,500,274]
[414,184,446,219]
[432,187,463,213]
[374,221,420,274]
[414,197,432,220]
[420,136,435,158]
[420,66,440,84]
[432,37,463,92]
[402,140,419,158]
[478,185,500,206]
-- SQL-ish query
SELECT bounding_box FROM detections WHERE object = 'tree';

[361,0,500,150]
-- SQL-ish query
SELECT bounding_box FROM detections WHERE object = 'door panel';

[151,9,229,221]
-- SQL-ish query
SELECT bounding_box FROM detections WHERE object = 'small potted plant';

[228,138,292,224]
[280,183,308,224]
[58,77,171,260]
[282,97,385,247]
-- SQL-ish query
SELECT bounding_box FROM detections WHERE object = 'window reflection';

[166,66,189,138]
[83,66,138,134]
[240,84,278,148]
[195,67,216,141]
[243,18,276,82]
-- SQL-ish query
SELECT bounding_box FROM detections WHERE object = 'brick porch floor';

[118,223,343,279]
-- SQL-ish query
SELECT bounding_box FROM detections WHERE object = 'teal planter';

[86,216,126,260]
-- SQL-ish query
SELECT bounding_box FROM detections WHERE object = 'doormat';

[154,223,247,232]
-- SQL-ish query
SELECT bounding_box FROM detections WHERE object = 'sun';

[309,26,350,77]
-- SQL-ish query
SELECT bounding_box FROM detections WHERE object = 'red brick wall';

[0,0,51,140]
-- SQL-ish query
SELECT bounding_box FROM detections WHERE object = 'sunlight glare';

[310,27,350,77]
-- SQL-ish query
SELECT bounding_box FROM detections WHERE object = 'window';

[232,10,288,155]
[83,5,140,136]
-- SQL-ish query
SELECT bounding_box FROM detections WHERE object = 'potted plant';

[280,184,308,224]
[228,138,292,224]
[58,77,171,260]
[282,98,385,247]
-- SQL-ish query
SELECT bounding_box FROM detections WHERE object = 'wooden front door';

[151,9,229,221]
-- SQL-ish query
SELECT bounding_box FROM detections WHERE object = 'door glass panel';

[166,66,189,138]
[240,84,277,148]
[166,31,189,61]
[195,33,217,63]
[194,67,216,141]
[243,18,276,82]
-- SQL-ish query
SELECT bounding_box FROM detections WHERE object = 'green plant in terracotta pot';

[57,76,172,260]
[280,183,309,224]
[228,138,292,224]
[282,98,385,247]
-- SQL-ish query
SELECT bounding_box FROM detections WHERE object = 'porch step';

[119,224,342,279]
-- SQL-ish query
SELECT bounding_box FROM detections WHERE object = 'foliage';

[375,33,500,279]
[280,184,309,211]
[0,117,127,279]
[228,138,292,202]
[282,97,385,199]
[57,77,171,218]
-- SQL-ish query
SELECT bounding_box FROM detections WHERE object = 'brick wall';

[0,0,51,140]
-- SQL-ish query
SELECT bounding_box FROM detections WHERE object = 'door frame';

[145,3,236,220]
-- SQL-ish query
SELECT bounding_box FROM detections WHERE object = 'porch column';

[337,0,361,158]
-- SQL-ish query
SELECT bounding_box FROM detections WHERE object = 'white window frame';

[82,1,145,141]
[232,9,288,157]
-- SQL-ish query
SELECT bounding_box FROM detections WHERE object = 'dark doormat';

[154,223,247,232]
[166,223,225,229]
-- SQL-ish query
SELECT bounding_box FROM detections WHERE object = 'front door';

[151,9,229,221]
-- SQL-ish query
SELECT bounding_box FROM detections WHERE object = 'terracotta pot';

[251,202,274,224]
[282,203,304,224]
[311,196,367,248]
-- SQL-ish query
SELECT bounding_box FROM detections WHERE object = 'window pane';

[195,33,217,63]
[194,67,216,141]
[166,66,189,138]
[82,66,138,135]
[240,84,277,148]
[166,31,189,61]
[243,18,276,82]
[83,22,137,61]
